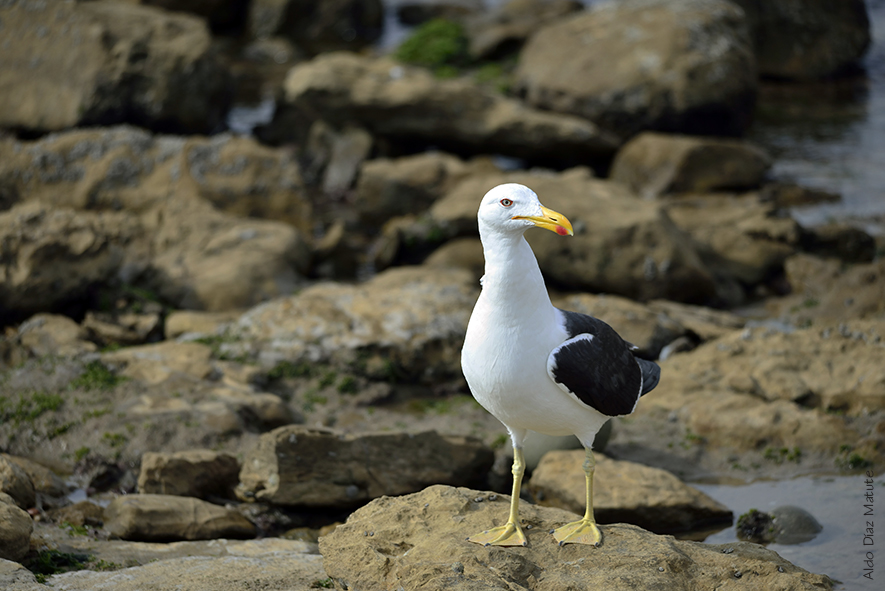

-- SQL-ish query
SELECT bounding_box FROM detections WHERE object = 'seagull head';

[478,183,574,237]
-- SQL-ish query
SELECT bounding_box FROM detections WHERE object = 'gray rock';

[0,558,43,591]
[770,505,824,545]
[105,494,256,542]
[319,484,833,590]
[731,0,870,80]
[236,426,494,507]
[515,0,756,139]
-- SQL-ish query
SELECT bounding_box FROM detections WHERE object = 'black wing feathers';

[550,309,659,417]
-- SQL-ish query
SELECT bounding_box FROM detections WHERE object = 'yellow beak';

[513,205,574,236]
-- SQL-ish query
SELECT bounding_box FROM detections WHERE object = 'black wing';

[547,309,660,417]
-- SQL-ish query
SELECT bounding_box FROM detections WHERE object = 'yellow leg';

[552,447,602,546]
[468,446,527,547]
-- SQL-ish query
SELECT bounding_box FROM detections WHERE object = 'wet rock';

[138,450,240,500]
[0,1,231,134]
[737,506,822,545]
[319,484,832,590]
[464,0,583,60]
[0,455,36,511]
[269,52,618,162]
[35,540,324,591]
[0,203,141,321]
[515,0,756,139]
[431,168,726,304]
[0,494,32,563]
[610,133,771,197]
[799,224,877,264]
[1,455,69,500]
[530,451,733,534]
[665,193,799,286]
[731,0,871,80]
[140,0,250,32]
[236,426,494,507]
[105,494,256,542]
[249,0,384,54]
[16,314,97,358]
[234,265,478,381]
[102,341,214,385]
[759,183,841,208]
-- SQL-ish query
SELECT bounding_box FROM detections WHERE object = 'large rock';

[0,203,141,321]
[430,169,727,304]
[0,495,32,563]
[0,1,231,134]
[105,494,256,541]
[515,0,756,139]
[236,426,494,507]
[102,341,214,385]
[640,322,885,460]
[610,132,771,197]
[319,485,833,590]
[731,0,871,79]
[1,454,69,500]
[0,559,43,591]
[138,450,240,499]
[33,540,324,591]
[529,451,733,534]
[464,0,583,60]
[0,128,311,231]
[269,52,619,162]
[234,265,478,381]
[770,254,885,323]
[249,0,384,54]
[0,454,36,511]
[664,193,800,286]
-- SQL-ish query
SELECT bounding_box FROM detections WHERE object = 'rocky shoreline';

[1,0,881,589]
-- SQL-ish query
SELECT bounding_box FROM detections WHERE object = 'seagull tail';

[637,358,660,396]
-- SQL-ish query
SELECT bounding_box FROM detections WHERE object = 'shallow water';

[696,475,885,590]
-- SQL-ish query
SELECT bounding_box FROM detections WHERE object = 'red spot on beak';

[555,225,569,236]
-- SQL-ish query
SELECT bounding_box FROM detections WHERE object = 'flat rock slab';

[105,494,256,542]
[237,426,493,507]
[319,485,832,591]
[529,451,733,534]
[40,540,325,591]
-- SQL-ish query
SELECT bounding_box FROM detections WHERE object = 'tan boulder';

[515,0,756,138]
[270,52,618,161]
[0,456,35,511]
[0,1,231,133]
[0,495,32,563]
[165,311,240,339]
[1,455,68,499]
[105,494,256,541]
[102,341,214,385]
[234,265,478,381]
[610,132,771,197]
[16,314,97,358]
[236,426,494,507]
[81,311,161,347]
[465,0,583,60]
[529,451,732,534]
[319,485,832,591]
[138,450,240,499]
[431,169,726,303]
[665,193,800,285]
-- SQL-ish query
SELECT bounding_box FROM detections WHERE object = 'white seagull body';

[461,183,659,547]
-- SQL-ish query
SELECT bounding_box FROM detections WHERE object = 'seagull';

[461,183,660,547]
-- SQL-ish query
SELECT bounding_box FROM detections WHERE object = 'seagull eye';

[500,198,513,207]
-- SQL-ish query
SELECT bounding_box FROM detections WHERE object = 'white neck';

[478,225,553,322]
